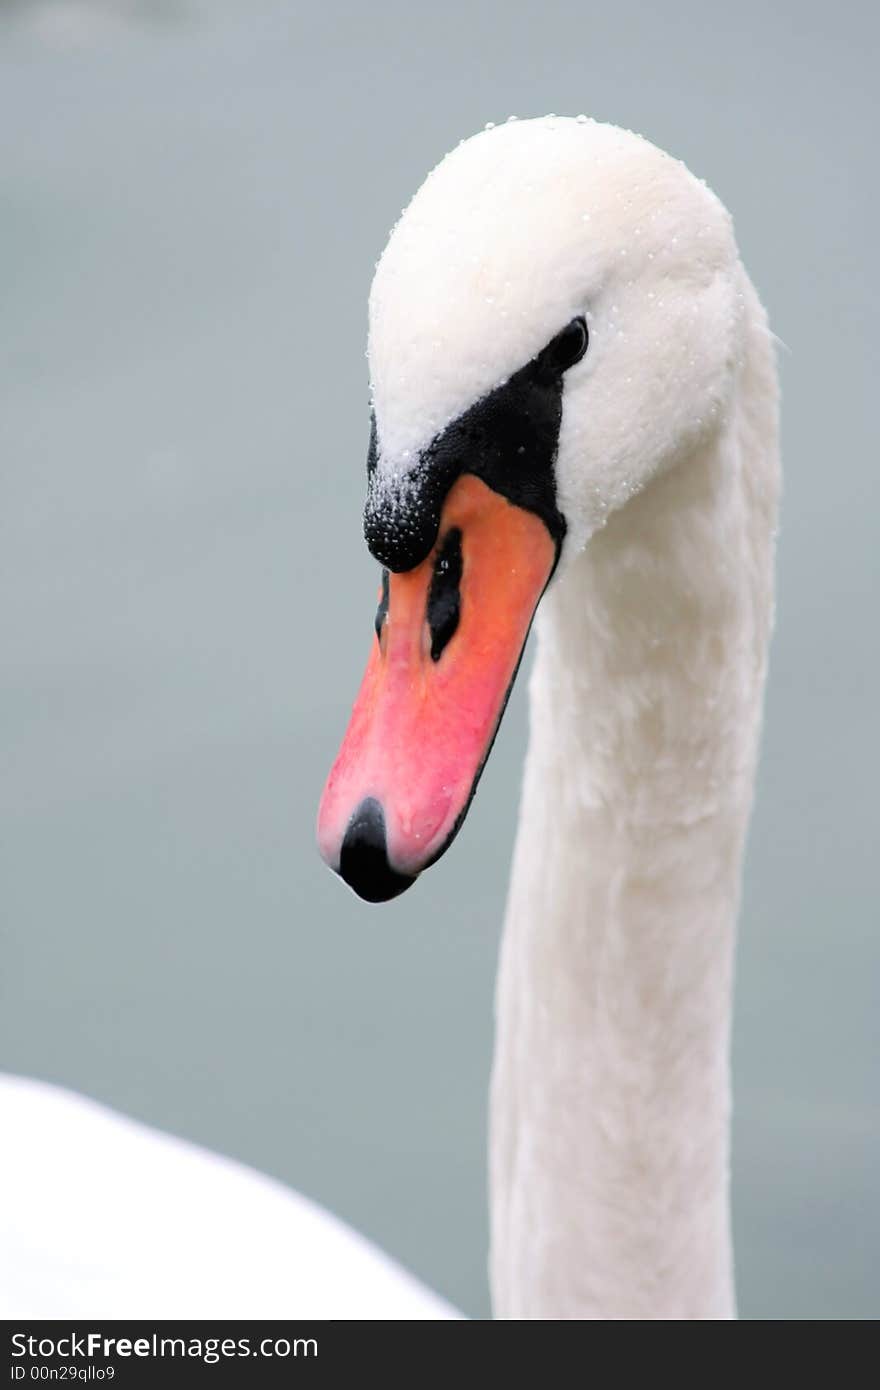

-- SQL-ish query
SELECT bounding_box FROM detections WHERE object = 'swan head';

[318,116,744,902]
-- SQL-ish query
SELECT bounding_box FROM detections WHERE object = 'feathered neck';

[488,279,779,1319]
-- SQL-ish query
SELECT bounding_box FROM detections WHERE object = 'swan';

[318,115,779,1319]
[3,115,777,1323]
[0,1072,457,1318]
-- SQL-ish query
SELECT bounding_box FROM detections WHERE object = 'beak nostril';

[374,568,390,646]
[427,528,463,661]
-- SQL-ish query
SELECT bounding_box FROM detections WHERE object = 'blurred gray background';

[1,0,876,1319]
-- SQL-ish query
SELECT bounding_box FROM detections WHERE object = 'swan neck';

[489,333,779,1319]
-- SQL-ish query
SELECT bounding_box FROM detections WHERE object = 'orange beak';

[317,474,557,901]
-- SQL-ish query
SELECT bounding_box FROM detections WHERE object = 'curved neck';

[489,306,779,1319]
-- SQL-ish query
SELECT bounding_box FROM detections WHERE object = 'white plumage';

[0,1073,457,1319]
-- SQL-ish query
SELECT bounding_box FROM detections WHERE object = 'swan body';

[0,1073,457,1319]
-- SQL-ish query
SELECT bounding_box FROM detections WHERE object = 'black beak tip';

[338,798,416,904]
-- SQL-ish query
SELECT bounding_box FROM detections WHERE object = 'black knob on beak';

[338,798,415,903]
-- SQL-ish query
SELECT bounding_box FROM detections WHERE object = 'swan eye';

[539,316,589,377]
